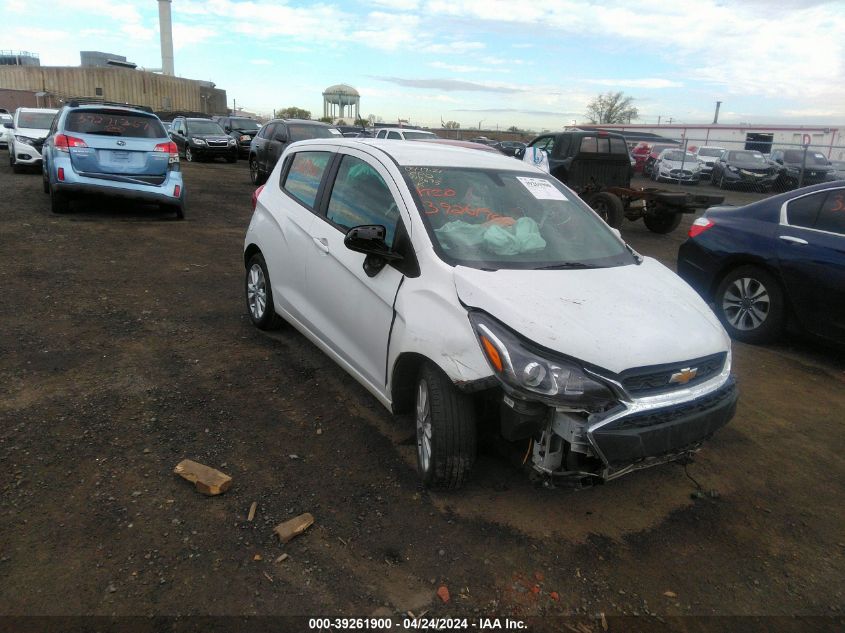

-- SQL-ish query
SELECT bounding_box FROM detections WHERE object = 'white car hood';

[15,126,49,140]
[454,258,728,374]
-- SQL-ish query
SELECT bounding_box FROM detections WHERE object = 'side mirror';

[775,158,783,164]
[344,225,402,277]
[514,147,525,159]
[224,126,231,133]
[3,122,12,129]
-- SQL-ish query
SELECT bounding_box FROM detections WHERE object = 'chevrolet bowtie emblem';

[669,367,698,385]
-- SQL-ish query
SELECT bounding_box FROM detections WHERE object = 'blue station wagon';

[42,101,185,218]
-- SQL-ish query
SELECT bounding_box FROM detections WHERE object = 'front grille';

[31,139,45,152]
[612,382,735,431]
[620,352,726,396]
[206,140,229,147]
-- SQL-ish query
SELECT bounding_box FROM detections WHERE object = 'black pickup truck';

[517,130,723,233]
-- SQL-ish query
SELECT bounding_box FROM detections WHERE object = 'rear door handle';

[779,235,808,245]
[312,237,329,253]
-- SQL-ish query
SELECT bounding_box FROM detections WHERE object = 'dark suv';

[769,148,837,191]
[248,119,338,184]
[169,116,237,163]
[214,115,261,159]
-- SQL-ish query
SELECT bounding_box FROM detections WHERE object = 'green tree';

[585,92,638,124]
[277,106,311,120]
[354,118,369,127]
[317,116,334,124]
[335,119,347,126]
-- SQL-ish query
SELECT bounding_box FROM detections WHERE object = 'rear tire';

[249,156,265,185]
[245,253,283,330]
[50,187,70,214]
[643,211,682,234]
[714,266,785,344]
[415,362,477,490]
[588,192,624,229]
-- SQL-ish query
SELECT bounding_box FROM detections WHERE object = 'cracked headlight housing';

[468,311,617,410]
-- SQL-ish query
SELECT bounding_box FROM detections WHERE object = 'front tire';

[715,266,785,343]
[245,253,282,330]
[415,362,477,490]
[185,147,194,163]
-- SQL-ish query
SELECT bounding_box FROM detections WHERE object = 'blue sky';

[5,0,845,130]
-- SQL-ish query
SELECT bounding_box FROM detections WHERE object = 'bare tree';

[585,92,638,124]
[443,121,460,129]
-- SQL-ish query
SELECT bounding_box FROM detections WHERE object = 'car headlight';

[468,311,617,409]
[191,138,206,145]
[239,135,250,142]
[727,165,739,173]
[15,135,37,145]
[228,138,236,145]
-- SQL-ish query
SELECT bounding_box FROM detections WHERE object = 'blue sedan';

[677,181,845,344]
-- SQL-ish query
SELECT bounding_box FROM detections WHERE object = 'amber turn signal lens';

[480,335,503,373]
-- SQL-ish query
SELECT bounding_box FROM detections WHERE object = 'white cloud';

[250,59,273,66]
[429,61,490,73]
[587,78,683,89]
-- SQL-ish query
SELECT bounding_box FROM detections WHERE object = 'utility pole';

[657,115,661,125]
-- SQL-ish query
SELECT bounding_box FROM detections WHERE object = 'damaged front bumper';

[526,369,737,483]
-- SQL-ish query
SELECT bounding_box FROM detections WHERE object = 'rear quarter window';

[282,151,331,209]
[786,192,824,229]
[65,110,165,138]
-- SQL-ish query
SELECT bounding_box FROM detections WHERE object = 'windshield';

[66,110,166,138]
[698,148,723,157]
[187,120,225,135]
[403,166,634,270]
[783,150,829,166]
[404,130,438,140]
[727,151,767,164]
[663,151,697,162]
[230,118,260,130]
[17,111,55,130]
[288,124,335,141]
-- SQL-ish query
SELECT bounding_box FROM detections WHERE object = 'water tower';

[322,84,360,121]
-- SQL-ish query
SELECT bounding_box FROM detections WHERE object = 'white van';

[243,139,737,489]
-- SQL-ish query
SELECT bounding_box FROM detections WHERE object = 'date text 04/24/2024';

[308,617,527,630]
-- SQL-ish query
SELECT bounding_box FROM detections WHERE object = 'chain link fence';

[632,138,845,197]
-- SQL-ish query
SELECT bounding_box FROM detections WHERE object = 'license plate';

[111,151,130,161]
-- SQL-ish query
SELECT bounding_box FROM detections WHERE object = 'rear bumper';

[51,159,184,206]
[589,378,737,469]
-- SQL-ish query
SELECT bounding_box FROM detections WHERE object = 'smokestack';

[712,100,722,125]
[158,0,175,76]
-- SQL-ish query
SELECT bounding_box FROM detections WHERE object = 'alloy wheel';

[722,277,770,331]
[416,379,432,473]
[246,263,267,320]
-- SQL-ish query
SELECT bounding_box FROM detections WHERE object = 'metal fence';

[633,138,845,196]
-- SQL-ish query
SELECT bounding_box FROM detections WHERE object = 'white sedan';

[243,139,736,489]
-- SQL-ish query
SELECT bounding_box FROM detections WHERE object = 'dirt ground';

[1,157,843,632]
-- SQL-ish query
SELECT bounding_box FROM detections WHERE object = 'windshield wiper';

[533,262,598,270]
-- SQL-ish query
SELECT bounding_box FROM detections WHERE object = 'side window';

[579,136,598,153]
[531,136,553,152]
[260,123,276,139]
[785,192,825,229]
[376,130,386,139]
[609,137,627,154]
[325,155,399,246]
[817,190,845,235]
[282,151,331,210]
[387,131,401,139]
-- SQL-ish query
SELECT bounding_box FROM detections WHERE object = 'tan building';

[0,65,227,115]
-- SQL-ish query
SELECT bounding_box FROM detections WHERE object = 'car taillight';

[54,134,88,152]
[252,184,265,211]
[688,217,715,238]
[155,141,179,164]
[57,167,65,181]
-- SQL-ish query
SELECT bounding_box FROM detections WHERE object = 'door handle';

[312,237,330,253]
[779,235,808,245]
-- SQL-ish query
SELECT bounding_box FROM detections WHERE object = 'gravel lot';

[1,158,843,630]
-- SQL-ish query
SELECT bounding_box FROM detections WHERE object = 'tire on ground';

[416,361,477,490]
[714,265,785,344]
[587,191,624,229]
[643,211,682,234]
[245,253,283,330]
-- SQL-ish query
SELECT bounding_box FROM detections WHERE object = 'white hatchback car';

[244,139,737,489]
